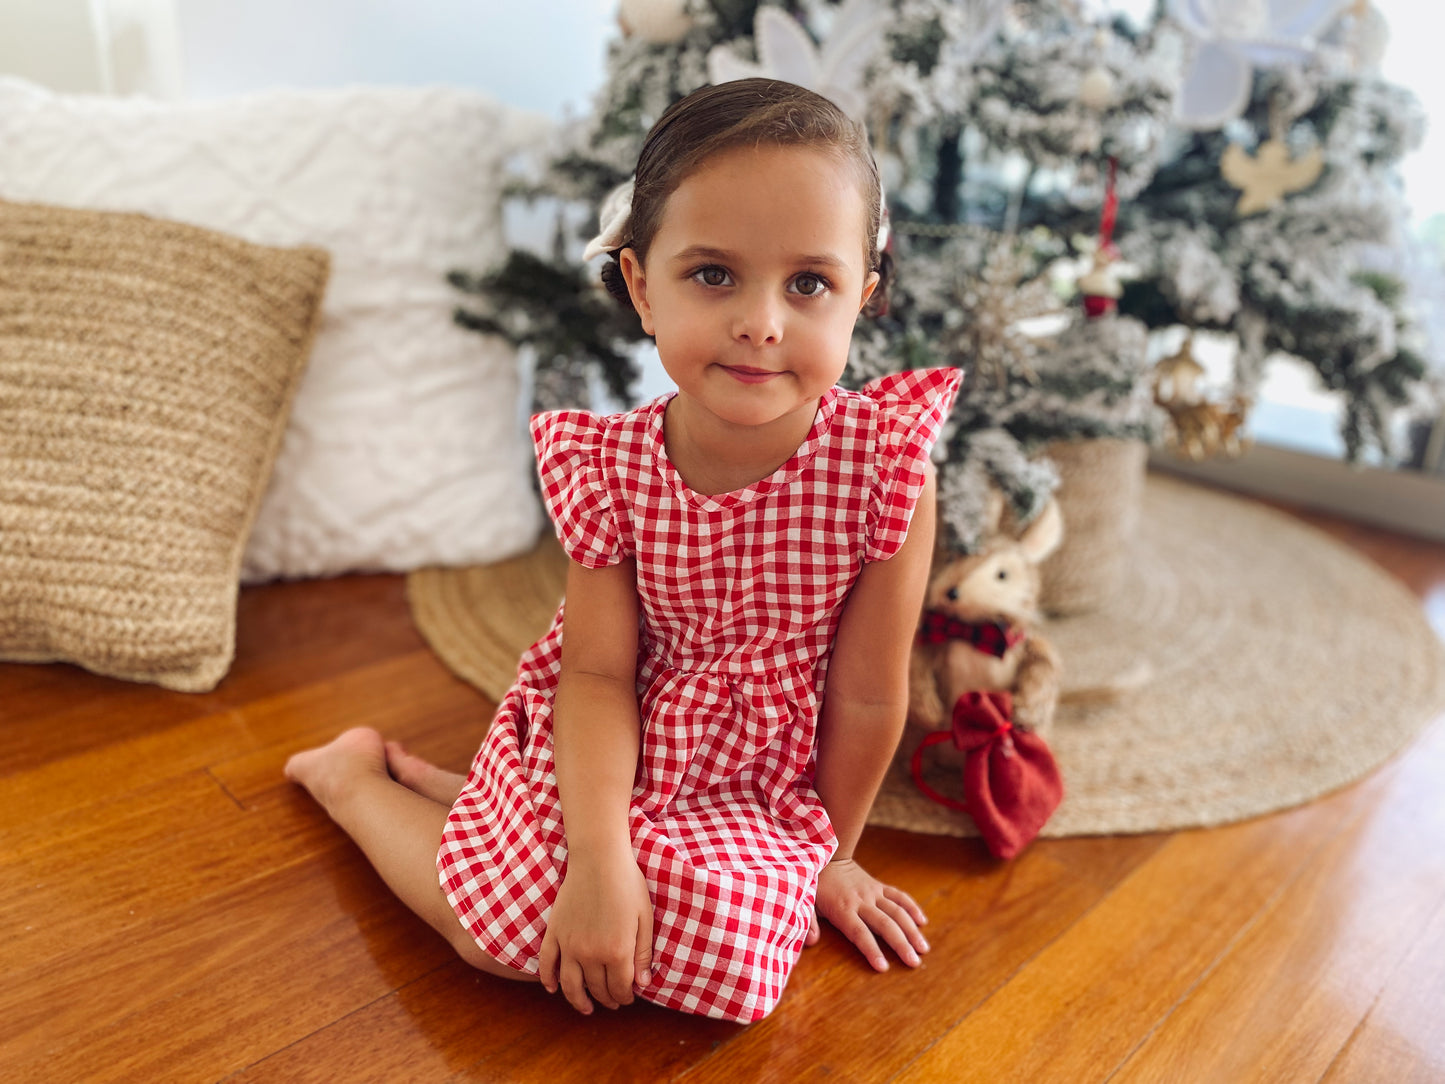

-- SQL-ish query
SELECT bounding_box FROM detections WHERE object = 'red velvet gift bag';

[909,690,1064,860]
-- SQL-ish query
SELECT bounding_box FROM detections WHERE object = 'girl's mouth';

[720,365,782,385]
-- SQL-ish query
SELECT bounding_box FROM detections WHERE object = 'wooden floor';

[3,488,1444,1084]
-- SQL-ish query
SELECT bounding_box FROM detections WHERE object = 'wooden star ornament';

[1220,139,1324,216]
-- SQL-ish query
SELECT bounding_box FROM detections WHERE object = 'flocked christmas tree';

[1117,1,1432,462]
[451,0,1439,551]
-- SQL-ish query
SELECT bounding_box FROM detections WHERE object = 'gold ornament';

[617,0,693,44]
[1162,397,1252,460]
[1078,66,1116,111]
[1077,248,1124,299]
[1220,139,1325,216]
[948,242,1061,388]
[1078,33,1117,114]
[1152,333,1206,403]
[1151,333,1252,460]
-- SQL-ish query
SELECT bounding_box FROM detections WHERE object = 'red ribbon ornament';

[1083,156,1121,319]
[1099,155,1119,260]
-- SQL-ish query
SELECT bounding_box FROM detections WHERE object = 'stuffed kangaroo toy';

[908,495,1065,744]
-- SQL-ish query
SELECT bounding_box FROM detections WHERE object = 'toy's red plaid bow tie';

[917,612,1024,657]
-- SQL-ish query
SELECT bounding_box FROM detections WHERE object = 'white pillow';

[0,77,545,580]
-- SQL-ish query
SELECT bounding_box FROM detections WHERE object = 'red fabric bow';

[916,612,1024,657]
[909,690,1063,860]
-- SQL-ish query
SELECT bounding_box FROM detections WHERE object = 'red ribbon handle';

[909,732,971,812]
[910,691,1016,812]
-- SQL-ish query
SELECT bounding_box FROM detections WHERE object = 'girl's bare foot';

[285,727,389,814]
[385,741,466,806]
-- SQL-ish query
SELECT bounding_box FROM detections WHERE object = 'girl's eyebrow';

[669,244,848,270]
[670,245,733,264]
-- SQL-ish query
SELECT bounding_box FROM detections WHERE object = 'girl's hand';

[814,857,929,972]
[538,850,654,1014]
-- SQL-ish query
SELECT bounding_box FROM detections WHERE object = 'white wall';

[1374,0,1442,229]
[0,0,615,118]
[174,0,616,120]
[0,0,106,93]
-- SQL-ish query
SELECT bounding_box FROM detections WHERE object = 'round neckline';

[649,387,839,511]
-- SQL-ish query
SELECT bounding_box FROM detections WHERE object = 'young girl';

[286,77,963,1024]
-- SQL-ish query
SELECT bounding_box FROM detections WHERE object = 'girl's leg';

[285,727,533,984]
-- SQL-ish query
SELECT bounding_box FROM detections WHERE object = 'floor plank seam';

[214,959,461,1084]
[206,767,247,812]
[1311,890,1445,1084]
[1097,788,1393,1084]
[1315,993,1386,1084]
[664,860,982,1082]
[876,864,1128,1084]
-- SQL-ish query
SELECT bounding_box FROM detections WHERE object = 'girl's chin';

[709,396,822,432]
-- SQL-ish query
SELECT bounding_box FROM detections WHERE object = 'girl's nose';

[732,290,784,346]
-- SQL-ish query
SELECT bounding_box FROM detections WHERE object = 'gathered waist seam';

[640,659,819,681]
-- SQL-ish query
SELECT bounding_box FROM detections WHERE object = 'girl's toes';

[385,741,428,787]
[284,727,387,796]
[283,746,320,785]
[385,741,466,804]
[383,740,410,776]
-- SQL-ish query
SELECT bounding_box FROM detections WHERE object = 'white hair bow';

[581,179,636,262]
[581,176,891,261]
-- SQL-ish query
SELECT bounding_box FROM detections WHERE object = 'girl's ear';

[858,269,880,313]
[618,248,656,336]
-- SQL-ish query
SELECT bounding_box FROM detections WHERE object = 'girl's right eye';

[692,266,732,288]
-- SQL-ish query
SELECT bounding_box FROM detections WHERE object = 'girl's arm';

[539,556,653,1015]
[813,465,937,971]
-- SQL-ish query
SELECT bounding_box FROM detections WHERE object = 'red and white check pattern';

[438,367,962,1022]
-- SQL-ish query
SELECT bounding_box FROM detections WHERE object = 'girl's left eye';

[790,273,830,297]
[693,266,731,287]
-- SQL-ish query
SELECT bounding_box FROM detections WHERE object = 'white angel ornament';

[706,0,889,121]
[1168,0,1353,129]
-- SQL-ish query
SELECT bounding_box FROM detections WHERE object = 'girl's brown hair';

[599,77,890,319]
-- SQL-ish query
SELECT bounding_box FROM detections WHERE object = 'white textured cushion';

[0,78,544,580]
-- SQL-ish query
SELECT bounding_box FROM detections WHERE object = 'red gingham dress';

[438,367,962,1022]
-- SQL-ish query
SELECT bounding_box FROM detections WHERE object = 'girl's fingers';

[635,906,654,989]
[584,962,620,1010]
[538,934,560,994]
[840,915,888,971]
[883,884,928,925]
[877,896,930,952]
[605,961,634,1007]
[559,959,593,1015]
[870,900,925,966]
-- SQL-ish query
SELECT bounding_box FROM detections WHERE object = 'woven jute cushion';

[0,198,329,692]
[407,474,1445,837]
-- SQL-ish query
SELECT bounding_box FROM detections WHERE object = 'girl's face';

[619,144,878,432]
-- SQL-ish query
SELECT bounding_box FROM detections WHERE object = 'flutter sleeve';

[530,410,626,569]
[861,367,965,563]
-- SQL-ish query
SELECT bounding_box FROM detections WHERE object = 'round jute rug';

[406,474,1445,838]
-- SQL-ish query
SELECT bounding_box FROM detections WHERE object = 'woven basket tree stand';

[1037,438,1149,617]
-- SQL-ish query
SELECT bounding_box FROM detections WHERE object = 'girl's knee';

[442,923,534,982]
[448,929,493,970]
